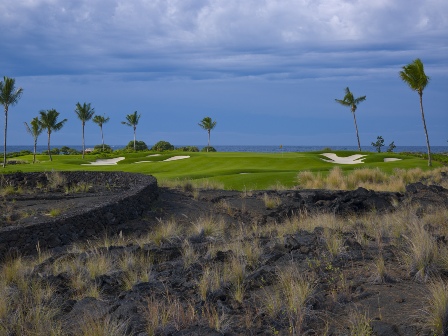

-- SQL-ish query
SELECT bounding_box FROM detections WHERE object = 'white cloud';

[0,0,447,79]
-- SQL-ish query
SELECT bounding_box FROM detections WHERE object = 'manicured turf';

[1,151,441,190]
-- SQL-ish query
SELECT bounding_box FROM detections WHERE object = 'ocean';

[2,145,448,154]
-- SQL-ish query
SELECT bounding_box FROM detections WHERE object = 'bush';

[125,140,148,151]
[177,146,199,152]
[92,144,113,153]
[151,140,174,152]
[201,146,217,152]
[60,146,81,155]
[41,148,61,155]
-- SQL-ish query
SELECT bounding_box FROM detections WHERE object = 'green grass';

[0,150,442,191]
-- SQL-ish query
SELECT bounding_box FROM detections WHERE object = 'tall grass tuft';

[424,280,448,335]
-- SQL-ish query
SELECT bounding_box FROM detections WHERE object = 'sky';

[0,0,447,148]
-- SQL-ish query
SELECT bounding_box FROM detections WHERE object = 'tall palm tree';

[335,87,366,151]
[0,76,23,168]
[39,109,67,161]
[24,117,43,163]
[121,111,141,151]
[92,114,110,151]
[198,117,217,152]
[399,58,431,166]
[75,102,95,158]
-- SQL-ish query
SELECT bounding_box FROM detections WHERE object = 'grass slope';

[1,151,441,190]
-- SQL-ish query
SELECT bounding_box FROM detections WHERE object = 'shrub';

[201,146,216,152]
[60,146,81,155]
[93,144,112,153]
[151,140,174,152]
[177,146,199,152]
[125,140,148,151]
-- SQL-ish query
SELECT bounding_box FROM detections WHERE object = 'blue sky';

[1,0,447,148]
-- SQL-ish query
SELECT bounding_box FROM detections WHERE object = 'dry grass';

[424,279,448,335]
[78,314,128,336]
[297,166,448,192]
[197,265,222,301]
[148,218,183,246]
[349,310,373,336]
[191,215,225,239]
[262,193,282,209]
[403,218,446,282]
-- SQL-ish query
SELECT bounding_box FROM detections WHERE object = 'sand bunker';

[134,155,191,164]
[384,158,402,162]
[321,153,366,165]
[163,156,190,162]
[82,157,125,166]
[148,154,161,157]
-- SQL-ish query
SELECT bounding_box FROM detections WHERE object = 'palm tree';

[92,114,110,151]
[0,76,23,168]
[399,58,432,166]
[335,87,366,151]
[75,102,95,158]
[198,117,217,152]
[121,111,141,151]
[24,117,43,163]
[39,109,67,161]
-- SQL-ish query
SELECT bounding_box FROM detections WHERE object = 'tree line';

[1,58,435,167]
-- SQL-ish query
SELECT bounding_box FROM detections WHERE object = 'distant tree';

[201,146,216,152]
[335,87,366,152]
[151,140,174,152]
[125,140,147,151]
[0,76,23,168]
[387,141,396,153]
[371,136,385,153]
[399,59,431,166]
[39,109,67,161]
[60,146,81,155]
[93,144,112,152]
[92,114,110,151]
[24,117,43,163]
[75,102,95,158]
[121,111,141,151]
[198,117,217,152]
[177,146,199,152]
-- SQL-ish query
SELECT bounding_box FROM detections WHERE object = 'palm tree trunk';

[33,138,37,164]
[100,125,105,151]
[82,123,85,159]
[3,106,8,168]
[352,112,361,151]
[419,93,432,166]
[47,131,52,161]
[133,126,136,151]
[207,130,210,152]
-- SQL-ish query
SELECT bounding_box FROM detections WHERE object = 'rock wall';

[0,172,158,258]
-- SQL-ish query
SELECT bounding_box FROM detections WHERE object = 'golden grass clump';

[148,218,183,246]
[262,193,282,209]
[424,280,448,335]
[297,166,448,192]
[192,215,226,239]
[404,216,448,282]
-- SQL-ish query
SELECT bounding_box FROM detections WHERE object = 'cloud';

[0,0,447,80]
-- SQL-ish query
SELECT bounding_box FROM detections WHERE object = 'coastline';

[2,144,448,154]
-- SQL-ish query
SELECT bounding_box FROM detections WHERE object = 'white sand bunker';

[163,156,190,162]
[321,153,367,165]
[384,158,402,162]
[134,155,191,164]
[148,154,161,157]
[82,157,125,165]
